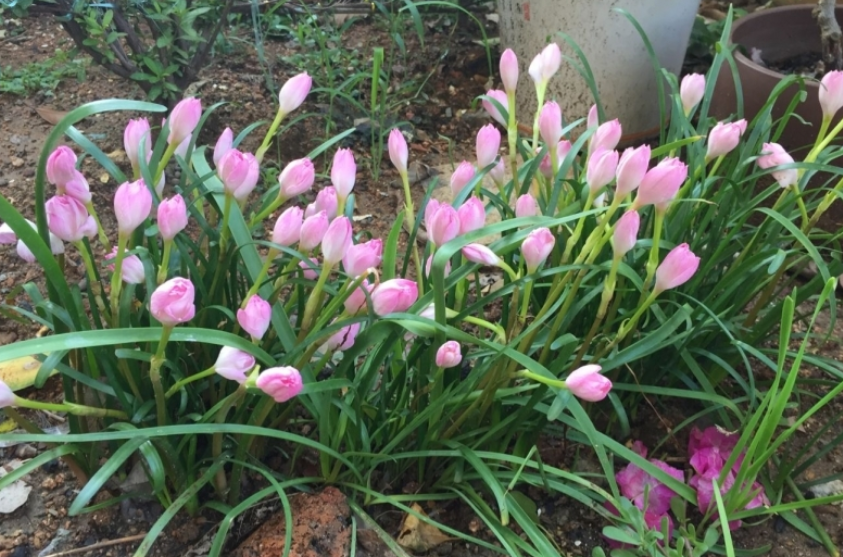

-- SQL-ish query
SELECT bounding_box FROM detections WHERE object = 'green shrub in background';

[0,8,842,556]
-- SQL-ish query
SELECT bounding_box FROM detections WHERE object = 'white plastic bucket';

[497,0,700,139]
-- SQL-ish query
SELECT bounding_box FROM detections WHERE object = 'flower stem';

[13,396,127,420]
[562,190,596,264]
[507,92,520,200]
[155,142,178,186]
[85,201,111,251]
[149,326,173,427]
[243,248,278,305]
[639,208,665,300]
[249,195,286,228]
[399,171,425,295]
[165,365,216,398]
[256,108,287,163]
[516,369,566,389]
[157,239,173,285]
[299,261,334,338]
[219,194,233,254]
[212,385,246,496]
[109,234,128,328]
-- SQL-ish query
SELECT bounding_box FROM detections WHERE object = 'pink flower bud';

[256,366,303,403]
[450,161,476,197]
[591,119,622,154]
[278,158,315,200]
[331,148,356,202]
[476,124,501,168]
[344,280,373,314]
[633,157,688,210]
[564,364,612,402]
[462,243,500,266]
[150,277,196,327]
[0,222,16,244]
[428,203,460,246]
[343,238,383,277]
[424,254,452,278]
[482,89,508,126]
[616,145,651,198]
[424,199,441,229]
[213,127,234,167]
[272,206,303,247]
[157,194,188,241]
[539,101,563,147]
[237,295,271,340]
[528,43,562,84]
[706,120,747,159]
[388,129,409,174]
[16,240,36,263]
[612,210,640,258]
[46,195,96,242]
[167,97,201,146]
[124,118,152,172]
[322,215,353,265]
[586,148,619,193]
[323,321,361,352]
[278,72,312,114]
[114,179,153,235]
[757,142,798,188]
[490,159,505,186]
[299,210,329,252]
[820,71,843,119]
[521,227,556,273]
[61,170,91,204]
[307,187,339,220]
[587,104,599,130]
[515,193,538,218]
[680,73,706,114]
[299,257,319,280]
[539,153,553,178]
[0,379,14,408]
[435,340,462,368]
[457,196,485,235]
[521,227,555,273]
[106,247,145,284]
[46,146,77,186]
[655,243,700,293]
[218,149,259,201]
[371,279,418,316]
[500,48,519,94]
[557,139,573,162]
[214,346,255,383]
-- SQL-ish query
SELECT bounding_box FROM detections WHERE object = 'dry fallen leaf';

[35,106,70,125]
[0,459,32,514]
[397,503,453,552]
[0,356,46,390]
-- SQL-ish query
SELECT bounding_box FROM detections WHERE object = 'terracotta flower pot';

[711,5,843,154]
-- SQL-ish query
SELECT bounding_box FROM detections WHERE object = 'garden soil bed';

[1,4,843,557]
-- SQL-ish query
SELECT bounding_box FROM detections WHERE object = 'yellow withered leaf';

[0,356,50,391]
[397,503,453,552]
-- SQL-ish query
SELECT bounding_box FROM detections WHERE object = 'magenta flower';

[299,210,330,252]
[612,210,640,259]
[278,158,315,200]
[306,187,339,221]
[237,295,272,340]
[590,119,622,154]
[61,170,91,204]
[521,227,555,273]
[462,243,500,266]
[213,127,234,167]
[124,118,153,173]
[218,149,260,201]
[435,341,462,368]
[46,195,97,243]
[167,97,201,146]
[820,70,843,119]
[515,193,538,218]
[757,142,798,189]
[106,247,145,284]
[539,101,563,147]
[388,129,409,175]
[46,146,78,187]
[322,215,353,266]
[343,238,383,277]
[476,124,501,168]
[0,379,14,408]
[450,161,476,197]
[331,148,356,202]
[427,203,460,247]
[278,72,312,115]
[586,148,619,193]
[323,321,361,353]
[114,179,153,235]
[500,48,519,94]
[482,89,508,126]
[214,346,255,383]
[564,364,612,402]
[633,157,688,211]
[272,206,303,247]
[680,73,705,114]
[528,43,561,85]
[616,441,685,516]
[371,279,418,316]
[654,243,700,293]
[344,280,373,315]
[706,120,747,160]
[150,277,196,327]
[615,145,651,198]
[157,194,188,241]
[256,366,303,403]
[457,196,486,235]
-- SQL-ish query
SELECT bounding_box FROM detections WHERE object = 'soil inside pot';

[763,51,830,80]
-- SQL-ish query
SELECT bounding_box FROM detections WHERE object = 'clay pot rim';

[729,5,828,90]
